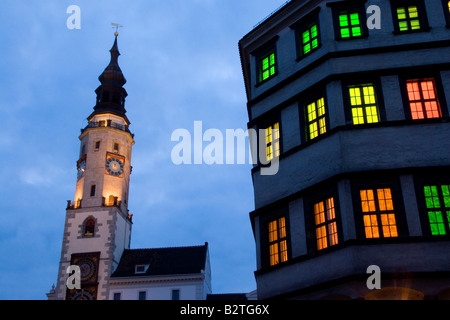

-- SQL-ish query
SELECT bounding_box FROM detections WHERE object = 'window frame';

[342,78,386,126]
[312,196,340,251]
[329,1,369,41]
[399,74,448,121]
[256,113,282,166]
[291,7,322,60]
[352,179,408,240]
[266,215,289,267]
[301,92,329,143]
[414,174,450,237]
[390,0,430,34]
[422,184,450,236]
[260,208,291,269]
[304,184,342,253]
[442,0,450,27]
[252,36,279,86]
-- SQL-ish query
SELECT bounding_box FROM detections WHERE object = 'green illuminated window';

[301,24,319,55]
[396,6,421,31]
[424,185,450,235]
[338,12,363,38]
[348,84,380,125]
[259,51,276,83]
[305,97,327,140]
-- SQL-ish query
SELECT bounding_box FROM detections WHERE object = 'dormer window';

[135,264,149,274]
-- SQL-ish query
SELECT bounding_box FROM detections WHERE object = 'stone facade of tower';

[49,35,134,300]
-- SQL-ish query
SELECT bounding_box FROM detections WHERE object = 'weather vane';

[111,23,123,36]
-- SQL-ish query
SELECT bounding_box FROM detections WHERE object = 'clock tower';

[52,33,134,300]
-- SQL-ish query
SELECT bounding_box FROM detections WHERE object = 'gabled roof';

[111,243,208,278]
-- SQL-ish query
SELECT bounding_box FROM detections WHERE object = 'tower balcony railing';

[67,199,82,210]
[102,196,121,208]
[81,120,134,137]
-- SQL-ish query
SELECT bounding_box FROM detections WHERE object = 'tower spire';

[90,32,129,124]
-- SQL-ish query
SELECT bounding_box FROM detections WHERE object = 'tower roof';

[89,34,129,124]
[98,35,126,87]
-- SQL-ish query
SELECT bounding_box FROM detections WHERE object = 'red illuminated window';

[406,79,442,120]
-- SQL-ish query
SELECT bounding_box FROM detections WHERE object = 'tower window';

[305,97,327,141]
[267,216,288,266]
[84,218,95,237]
[90,185,96,197]
[95,140,101,151]
[258,50,277,83]
[347,84,380,125]
[314,197,339,250]
[113,143,119,153]
[406,79,442,120]
[265,122,280,162]
[359,188,399,239]
[423,185,450,235]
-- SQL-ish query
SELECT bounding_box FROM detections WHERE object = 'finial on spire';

[111,23,123,37]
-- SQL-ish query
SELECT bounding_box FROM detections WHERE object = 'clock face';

[78,258,96,281]
[106,157,124,176]
[70,290,95,300]
[77,160,86,180]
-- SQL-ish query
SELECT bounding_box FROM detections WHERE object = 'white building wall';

[109,279,206,300]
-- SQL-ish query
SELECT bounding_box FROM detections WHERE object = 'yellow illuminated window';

[360,188,399,239]
[314,197,339,250]
[396,6,421,31]
[268,217,288,266]
[265,122,280,161]
[348,84,380,125]
[306,97,327,140]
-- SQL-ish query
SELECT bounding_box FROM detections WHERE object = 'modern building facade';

[47,34,211,300]
[239,0,450,299]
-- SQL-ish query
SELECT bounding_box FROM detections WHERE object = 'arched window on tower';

[84,218,95,237]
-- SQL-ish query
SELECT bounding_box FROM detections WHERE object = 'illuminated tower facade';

[52,34,134,300]
[240,0,450,299]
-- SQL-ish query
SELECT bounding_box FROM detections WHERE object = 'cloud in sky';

[0,0,288,299]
